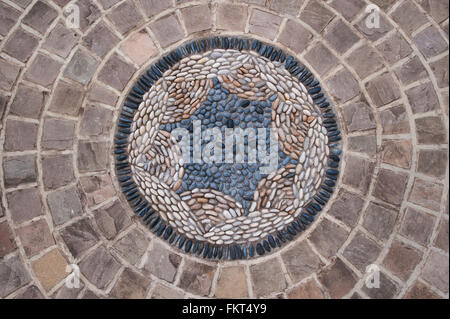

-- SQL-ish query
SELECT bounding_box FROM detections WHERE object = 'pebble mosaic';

[115,37,342,259]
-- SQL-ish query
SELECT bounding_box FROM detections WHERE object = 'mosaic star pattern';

[115,37,342,259]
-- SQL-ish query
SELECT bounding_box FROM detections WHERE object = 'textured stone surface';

[140,0,172,17]
[47,186,84,226]
[373,169,408,206]
[400,207,436,246]
[318,258,356,299]
[270,0,303,15]
[417,149,448,178]
[178,260,215,296]
[0,58,20,91]
[0,2,21,36]
[6,187,43,223]
[279,20,313,53]
[88,84,118,106]
[42,154,74,190]
[108,1,143,35]
[43,23,79,58]
[83,22,120,58]
[42,117,76,151]
[300,0,335,33]
[406,83,440,114]
[14,286,44,299]
[151,284,184,299]
[0,255,31,298]
[330,0,364,21]
[377,32,413,65]
[3,28,39,63]
[77,141,110,172]
[249,9,282,40]
[304,43,339,76]
[32,249,68,291]
[215,266,248,298]
[343,232,382,271]
[342,155,375,195]
[98,53,136,91]
[4,120,38,152]
[409,178,444,212]
[309,219,349,258]
[9,84,47,119]
[362,271,399,299]
[22,1,58,34]
[415,116,446,145]
[60,218,99,258]
[287,279,325,299]
[63,50,99,86]
[79,246,121,289]
[150,15,184,48]
[413,26,448,59]
[348,134,377,155]
[111,268,151,299]
[363,202,398,241]
[250,258,287,297]
[93,200,131,240]
[282,241,324,283]
[120,30,158,66]
[144,242,181,283]
[216,4,247,31]
[328,190,364,227]
[434,218,449,252]
[24,54,62,87]
[430,55,449,88]
[342,101,376,132]
[394,56,427,86]
[325,19,360,54]
[365,73,401,107]
[49,80,85,116]
[0,222,16,258]
[17,219,55,257]
[383,240,422,281]
[79,174,116,207]
[80,105,114,137]
[3,155,37,188]
[381,139,412,169]
[181,5,212,34]
[391,1,428,35]
[113,229,149,265]
[380,105,410,135]
[404,281,442,299]
[346,44,384,79]
[326,69,360,103]
[418,0,449,23]
[0,93,7,124]
[421,251,449,293]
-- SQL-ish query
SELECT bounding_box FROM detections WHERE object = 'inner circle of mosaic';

[116,37,342,260]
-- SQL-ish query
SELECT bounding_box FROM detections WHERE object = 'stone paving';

[0,0,448,299]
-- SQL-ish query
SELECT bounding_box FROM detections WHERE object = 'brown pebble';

[173,180,182,191]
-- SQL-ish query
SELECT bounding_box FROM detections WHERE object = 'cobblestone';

[0,0,448,300]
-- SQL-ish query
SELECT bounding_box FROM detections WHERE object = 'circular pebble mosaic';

[115,37,342,260]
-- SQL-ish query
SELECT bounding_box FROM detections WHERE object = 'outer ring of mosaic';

[114,36,343,260]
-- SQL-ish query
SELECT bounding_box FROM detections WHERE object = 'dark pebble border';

[114,36,342,260]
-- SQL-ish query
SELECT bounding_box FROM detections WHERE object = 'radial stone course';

[115,37,342,260]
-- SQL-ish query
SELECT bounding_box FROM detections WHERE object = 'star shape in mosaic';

[160,78,298,214]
